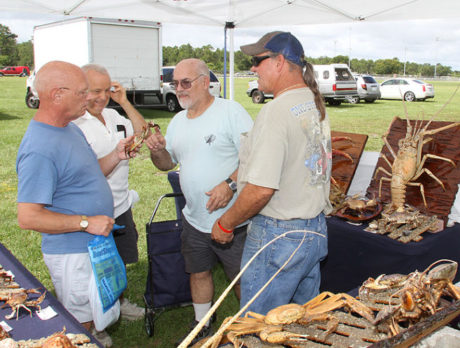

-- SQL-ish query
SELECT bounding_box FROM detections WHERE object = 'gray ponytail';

[303,61,326,121]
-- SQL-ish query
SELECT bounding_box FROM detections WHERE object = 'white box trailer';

[26,17,162,108]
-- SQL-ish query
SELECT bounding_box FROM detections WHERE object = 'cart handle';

[148,192,184,224]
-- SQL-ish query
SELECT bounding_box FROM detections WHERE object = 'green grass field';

[0,76,459,347]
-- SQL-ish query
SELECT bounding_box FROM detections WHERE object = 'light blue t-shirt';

[16,120,114,254]
[165,97,253,232]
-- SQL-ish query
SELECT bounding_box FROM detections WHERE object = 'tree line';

[164,45,457,77]
[1,24,457,77]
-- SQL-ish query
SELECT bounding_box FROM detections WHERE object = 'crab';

[342,194,378,211]
[1,288,46,320]
[362,260,460,336]
[0,324,10,340]
[206,291,376,347]
[334,194,383,221]
[42,328,76,348]
[124,121,160,156]
[0,269,14,284]
[367,204,440,243]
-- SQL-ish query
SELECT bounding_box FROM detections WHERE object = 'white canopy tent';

[2,0,460,98]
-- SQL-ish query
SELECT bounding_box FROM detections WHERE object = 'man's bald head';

[176,58,210,78]
[34,61,86,99]
[33,61,89,125]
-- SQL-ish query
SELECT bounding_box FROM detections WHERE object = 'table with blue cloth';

[320,216,460,293]
[166,170,460,296]
[0,242,102,346]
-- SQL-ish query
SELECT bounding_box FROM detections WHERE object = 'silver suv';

[349,75,381,103]
[162,66,221,112]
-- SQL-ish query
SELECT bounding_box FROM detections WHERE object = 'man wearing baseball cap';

[211,31,332,314]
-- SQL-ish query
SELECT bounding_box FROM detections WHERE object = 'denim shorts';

[240,213,328,315]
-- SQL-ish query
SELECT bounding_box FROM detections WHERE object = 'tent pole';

[223,25,227,99]
[229,25,234,100]
[225,22,235,100]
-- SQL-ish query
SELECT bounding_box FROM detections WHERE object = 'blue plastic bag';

[88,225,127,313]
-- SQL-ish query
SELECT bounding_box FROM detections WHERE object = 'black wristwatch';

[225,177,237,192]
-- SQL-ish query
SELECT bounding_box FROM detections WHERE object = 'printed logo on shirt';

[290,101,317,118]
[302,117,332,185]
[305,141,331,185]
[205,134,216,145]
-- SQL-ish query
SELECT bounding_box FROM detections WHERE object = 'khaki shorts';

[43,253,92,323]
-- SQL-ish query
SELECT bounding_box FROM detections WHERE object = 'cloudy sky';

[1,11,460,70]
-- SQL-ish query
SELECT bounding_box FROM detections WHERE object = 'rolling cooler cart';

[143,192,192,336]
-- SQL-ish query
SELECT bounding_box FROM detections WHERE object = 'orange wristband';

[217,220,233,234]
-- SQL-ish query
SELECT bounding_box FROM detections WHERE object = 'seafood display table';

[320,216,460,293]
[0,242,102,346]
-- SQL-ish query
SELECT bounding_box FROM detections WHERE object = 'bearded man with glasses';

[147,58,253,346]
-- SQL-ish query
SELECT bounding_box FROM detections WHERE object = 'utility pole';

[403,47,407,76]
[434,37,440,78]
[348,26,351,68]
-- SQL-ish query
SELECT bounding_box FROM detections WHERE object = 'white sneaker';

[120,298,144,321]
[91,328,113,348]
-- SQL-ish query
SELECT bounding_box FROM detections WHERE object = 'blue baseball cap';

[240,31,305,67]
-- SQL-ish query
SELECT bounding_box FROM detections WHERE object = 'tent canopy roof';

[1,0,460,28]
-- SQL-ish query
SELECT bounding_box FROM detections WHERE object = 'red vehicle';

[0,66,30,77]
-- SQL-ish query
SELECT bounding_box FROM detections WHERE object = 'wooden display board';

[367,117,460,223]
[331,130,368,194]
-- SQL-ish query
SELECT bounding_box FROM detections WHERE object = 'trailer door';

[90,22,161,92]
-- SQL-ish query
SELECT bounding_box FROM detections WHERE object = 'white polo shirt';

[73,108,134,218]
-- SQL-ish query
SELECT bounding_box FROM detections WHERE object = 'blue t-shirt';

[165,97,253,232]
[16,120,114,254]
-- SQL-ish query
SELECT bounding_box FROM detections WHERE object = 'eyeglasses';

[251,55,272,67]
[59,87,89,98]
[172,74,205,90]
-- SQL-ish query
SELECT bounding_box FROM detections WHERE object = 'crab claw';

[5,310,16,320]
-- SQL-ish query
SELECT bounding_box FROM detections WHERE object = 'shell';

[264,303,305,325]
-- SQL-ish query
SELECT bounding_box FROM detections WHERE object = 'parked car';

[25,71,40,109]
[348,75,381,103]
[162,66,221,112]
[0,66,30,77]
[247,64,358,106]
[379,78,434,102]
[314,64,358,106]
[246,79,273,104]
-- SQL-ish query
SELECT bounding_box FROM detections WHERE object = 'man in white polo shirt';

[73,64,147,324]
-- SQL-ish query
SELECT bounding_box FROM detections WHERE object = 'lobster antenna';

[417,111,427,136]
[401,95,411,132]
[423,258,456,276]
[423,84,460,132]
[414,117,423,138]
